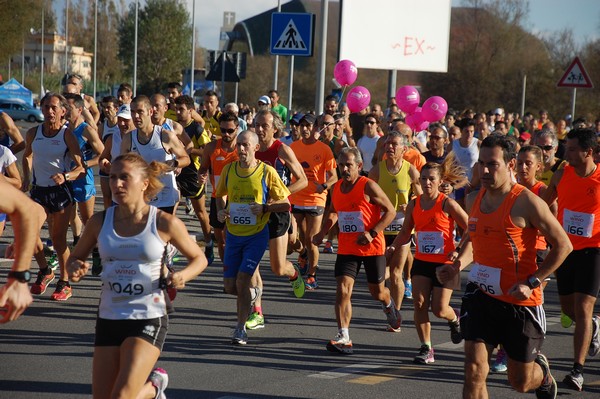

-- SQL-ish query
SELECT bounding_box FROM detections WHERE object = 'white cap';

[116,104,131,119]
[258,95,271,105]
[493,108,504,116]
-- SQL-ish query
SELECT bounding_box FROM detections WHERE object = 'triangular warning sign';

[273,19,306,50]
[557,57,593,88]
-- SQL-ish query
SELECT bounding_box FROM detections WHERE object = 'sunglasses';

[366,120,377,125]
[539,145,554,151]
[221,128,237,134]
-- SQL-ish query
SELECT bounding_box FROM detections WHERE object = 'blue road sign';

[270,12,314,57]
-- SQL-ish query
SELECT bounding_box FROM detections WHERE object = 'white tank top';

[357,135,380,172]
[452,138,479,180]
[102,119,120,142]
[97,206,168,320]
[130,126,179,208]
[162,119,174,131]
[31,123,69,186]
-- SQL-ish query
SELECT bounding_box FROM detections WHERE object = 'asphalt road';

[0,121,599,398]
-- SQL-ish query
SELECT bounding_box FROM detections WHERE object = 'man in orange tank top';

[544,128,600,391]
[312,147,397,354]
[437,135,571,399]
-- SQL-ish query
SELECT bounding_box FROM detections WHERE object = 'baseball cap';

[519,132,531,141]
[290,113,305,124]
[116,104,131,119]
[493,108,504,116]
[258,95,271,105]
[300,113,317,125]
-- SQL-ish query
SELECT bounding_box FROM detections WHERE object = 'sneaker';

[383,304,402,332]
[560,311,573,328]
[245,312,265,330]
[50,281,72,301]
[297,250,309,276]
[323,241,334,254]
[204,241,215,266]
[185,198,193,215]
[491,348,508,373]
[305,274,318,290]
[30,269,55,295]
[414,344,435,364]
[92,251,103,276]
[232,328,248,345]
[534,354,557,399]
[148,367,169,399]
[589,315,600,357]
[290,264,306,298]
[404,280,413,299]
[47,252,59,271]
[326,333,353,354]
[563,369,583,392]
[448,309,462,344]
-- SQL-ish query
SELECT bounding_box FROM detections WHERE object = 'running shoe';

[290,266,306,298]
[50,281,72,301]
[563,369,583,392]
[323,241,334,254]
[326,333,353,354]
[534,354,557,399]
[560,311,573,328]
[204,241,215,266]
[491,348,508,373]
[92,250,103,276]
[404,280,413,299]
[305,274,318,290]
[30,269,55,295]
[448,309,462,344]
[185,198,193,215]
[383,304,402,332]
[148,367,169,399]
[589,315,600,357]
[297,250,309,276]
[47,252,59,271]
[232,328,248,345]
[245,312,265,330]
[414,345,435,364]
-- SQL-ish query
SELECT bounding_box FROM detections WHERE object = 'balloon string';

[337,85,348,113]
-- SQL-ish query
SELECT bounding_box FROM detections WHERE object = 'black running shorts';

[556,247,600,297]
[95,315,168,351]
[334,254,386,284]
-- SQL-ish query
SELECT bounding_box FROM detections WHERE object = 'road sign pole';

[387,70,397,102]
[520,74,526,118]
[571,88,577,120]
[287,55,294,124]
[273,0,282,91]
[315,0,329,114]
[234,82,239,104]
[221,51,226,107]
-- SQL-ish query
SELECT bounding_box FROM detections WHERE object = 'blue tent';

[0,78,33,106]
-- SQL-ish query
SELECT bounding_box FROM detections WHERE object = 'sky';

[54,0,600,50]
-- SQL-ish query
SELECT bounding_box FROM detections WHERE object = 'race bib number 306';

[468,263,503,296]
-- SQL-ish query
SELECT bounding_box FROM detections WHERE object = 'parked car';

[0,100,44,122]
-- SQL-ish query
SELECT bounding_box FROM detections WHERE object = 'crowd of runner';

[1,77,599,399]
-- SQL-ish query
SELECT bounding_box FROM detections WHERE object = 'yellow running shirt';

[377,159,411,235]
[215,161,291,236]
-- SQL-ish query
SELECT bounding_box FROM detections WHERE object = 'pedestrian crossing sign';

[270,12,314,56]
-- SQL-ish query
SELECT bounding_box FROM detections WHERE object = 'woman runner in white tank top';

[67,153,207,399]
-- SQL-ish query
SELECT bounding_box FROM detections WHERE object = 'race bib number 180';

[338,211,365,233]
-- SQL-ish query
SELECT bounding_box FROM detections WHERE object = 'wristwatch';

[63,172,70,181]
[8,270,32,283]
[369,229,378,238]
[526,275,542,289]
[322,183,328,190]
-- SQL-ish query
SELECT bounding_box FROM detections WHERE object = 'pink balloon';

[334,60,358,86]
[421,96,448,122]
[404,114,417,130]
[405,109,429,131]
[395,85,420,114]
[346,86,371,113]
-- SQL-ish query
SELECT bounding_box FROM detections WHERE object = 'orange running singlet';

[413,193,455,264]
[209,139,239,198]
[557,164,600,250]
[468,184,540,306]
[332,176,385,256]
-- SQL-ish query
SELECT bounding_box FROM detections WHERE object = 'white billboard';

[339,0,451,72]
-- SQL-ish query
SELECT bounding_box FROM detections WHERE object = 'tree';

[0,0,48,62]
[118,0,192,94]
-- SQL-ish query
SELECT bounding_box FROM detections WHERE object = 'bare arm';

[21,127,36,191]
[162,129,190,169]
[279,144,307,194]
[85,95,101,125]
[542,168,562,206]
[364,179,396,237]
[409,164,423,196]
[82,125,105,167]
[0,113,24,154]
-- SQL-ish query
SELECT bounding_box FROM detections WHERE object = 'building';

[13,31,93,80]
